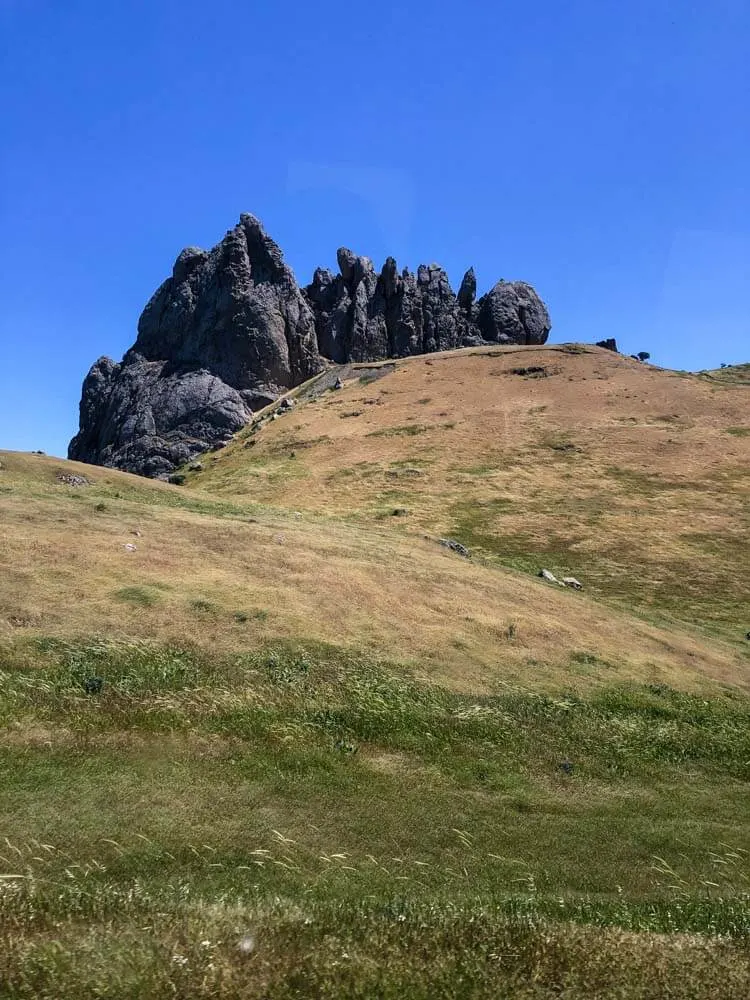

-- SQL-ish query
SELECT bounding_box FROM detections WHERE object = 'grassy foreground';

[1,639,749,997]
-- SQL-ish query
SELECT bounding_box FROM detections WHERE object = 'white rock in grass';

[237,934,255,955]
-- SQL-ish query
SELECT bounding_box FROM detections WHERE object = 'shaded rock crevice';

[69,214,551,477]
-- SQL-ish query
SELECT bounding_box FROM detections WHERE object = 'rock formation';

[70,214,551,477]
[69,215,323,478]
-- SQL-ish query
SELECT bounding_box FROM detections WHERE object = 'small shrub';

[189,598,218,614]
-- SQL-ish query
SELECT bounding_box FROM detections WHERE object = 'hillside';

[2,445,745,694]
[188,344,750,647]
[1,348,750,998]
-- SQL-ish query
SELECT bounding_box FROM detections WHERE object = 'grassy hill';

[189,345,750,647]
[1,347,749,998]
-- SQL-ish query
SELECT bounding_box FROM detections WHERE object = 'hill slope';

[188,345,750,646]
[1,349,750,998]
[0,444,747,694]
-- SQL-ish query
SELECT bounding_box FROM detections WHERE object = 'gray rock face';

[68,355,254,478]
[70,215,551,477]
[69,215,324,476]
[305,254,492,361]
[476,280,552,345]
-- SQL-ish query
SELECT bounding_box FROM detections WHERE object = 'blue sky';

[1,0,748,458]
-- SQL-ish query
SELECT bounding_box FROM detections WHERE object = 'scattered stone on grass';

[562,576,583,590]
[237,934,255,955]
[57,473,90,487]
[439,538,470,558]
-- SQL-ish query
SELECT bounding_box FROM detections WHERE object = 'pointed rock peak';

[239,211,263,229]
[380,256,399,294]
[311,266,335,286]
[382,256,398,273]
[336,248,374,284]
[232,212,287,280]
[337,247,358,282]
[457,267,477,311]
[172,246,208,284]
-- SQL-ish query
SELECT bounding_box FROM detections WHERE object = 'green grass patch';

[367,424,431,438]
[1,639,749,994]
[113,586,162,608]
[189,598,219,616]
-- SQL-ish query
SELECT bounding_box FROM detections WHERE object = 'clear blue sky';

[1,0,748,458]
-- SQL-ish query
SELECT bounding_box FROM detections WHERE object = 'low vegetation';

[1,346,749,996]
[187,347,750,647]
[0,640,749,997]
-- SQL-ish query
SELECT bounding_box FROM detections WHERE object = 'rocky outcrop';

[70,214,551,477]
[69,215,324,477]
[304,252,550,362]
[68,357,258,478]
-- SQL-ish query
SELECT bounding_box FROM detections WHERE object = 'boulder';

[439,537,470,558]
[477,281,551,345]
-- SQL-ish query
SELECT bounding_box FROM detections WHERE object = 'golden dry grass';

[188,345,750,643]
[0,443,747,695]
